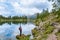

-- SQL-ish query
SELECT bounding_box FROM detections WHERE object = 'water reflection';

[0,23,36,40]
[0,21,27,25]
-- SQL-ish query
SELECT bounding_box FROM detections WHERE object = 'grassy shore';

[16,34,30,40]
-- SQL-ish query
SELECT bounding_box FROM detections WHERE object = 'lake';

[0,23,36,40]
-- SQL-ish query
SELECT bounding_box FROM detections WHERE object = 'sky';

[0,0,53,17]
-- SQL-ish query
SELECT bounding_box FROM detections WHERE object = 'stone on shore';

[16,34,30,40]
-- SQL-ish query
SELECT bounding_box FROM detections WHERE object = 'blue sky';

[0,0,53,17]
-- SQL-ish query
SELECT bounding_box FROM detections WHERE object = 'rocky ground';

[32,14,60,40]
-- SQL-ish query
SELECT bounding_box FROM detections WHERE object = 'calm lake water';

[0,23,36,40]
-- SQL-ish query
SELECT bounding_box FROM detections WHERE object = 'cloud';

[20,0,47,6]
[0,0,53,17]
[11,2,42,16]
[0,0,7,2]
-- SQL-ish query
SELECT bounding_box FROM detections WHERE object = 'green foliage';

[16,34,30,40]
[56,8,60,17]
[36,9,49,22]
[0,15,28,24]
[32,28,39,37]
[32,34,48,40]
[34,19,41,26]
[40,34,48,40]
[43,22,55,34]
[44,26,54,34]
[55,30,60,40]
[55,30,60,36]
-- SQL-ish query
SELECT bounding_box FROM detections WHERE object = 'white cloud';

[20,8,42,16]
[11,0,50,16]
[0,12,2,15]
[0,0,53,16]
[48,2,53,12]
[20,0,47,6]
[0,0,7,2]
[11,2,20,9]
[20,0,34,6]
[0,6,5,9]
[11,2,41,16]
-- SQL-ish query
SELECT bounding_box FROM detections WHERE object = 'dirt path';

[47,29,58,40]
[47,33,57,40]
[47,23,60,40]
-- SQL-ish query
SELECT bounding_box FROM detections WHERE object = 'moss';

[32,34,48,40]
[16,34,30,40]
[44,26,55,34]
[32,28,39,37]
[40,34,48,40]
[55,30,60,40]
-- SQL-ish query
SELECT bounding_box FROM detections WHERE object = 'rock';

[16,34,30,40]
